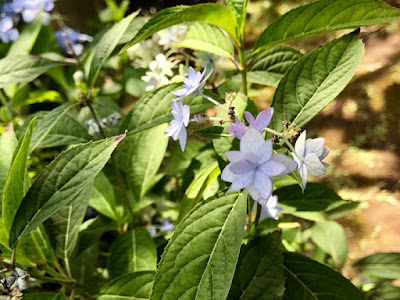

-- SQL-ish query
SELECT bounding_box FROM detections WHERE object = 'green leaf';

[270,31,364,132]
[2,118,35,238]
[126,124,168,201]
[283,252,363,300]
[311,221,348,268]
[121,3,238,52]
[29,103,73,152]
[226,0,249,38]
[228,232,285,300]
[7,14,42,56]
[51,293,67,300]
[122,83,219,135]
[9,135,124,248]
[88,11,139,87]
[89,172,119,221]
[51,183,93,259]
[0,55,65,89]
[108,227,157,278]
[151,190,247,300]
[178,161,220,222]
[23,293,61,300]
[246,46,303,86]
[254,0,400,53]
[274,183,342,212]
[175,22,234,58]
[368,285,400,300]
[166,141,204,176]
[99,271,155,300]
[0,125,17,200]
[353,253,400,280]
[11,90,63,108]
[325,200,360,219]
[192,126,231,139]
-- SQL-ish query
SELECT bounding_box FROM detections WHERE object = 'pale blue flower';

[253,195,282,220]
[226,116,246,139]
[292,131,329,188]
[3,0,56,24]
[165,100,190,151]
[159,218,175,233]
[172,66,212,102]
[0,16,19,43]
[222,126,297,202]
[55,28,93,55]
[244,107,274,132]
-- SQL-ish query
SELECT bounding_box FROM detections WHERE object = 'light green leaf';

[0,125,17,200]
[283,252,363,299]
[108,227,157,278]
[325,200,360,219]
[274,183,342,212]
[353,253,400,280]
[228,233,285,300]
[88,11,139,87]
[192,126,231,139]
[175,22,234,58]
[151,190,247,300]
[178,161,220,222]
[89,172,119,221]
[226,0,249,38]
[311,221,348,268]
[122,83,219,135]
[254,0,400,53]
[0,55,65,88]
[99,271,154,300]
[368,285,400,300]
[29,103,73,152]
[9,135,124,248]
[270,31,364,132]
[122,3,238,52]
[127,124,168,201]
[8,14,42,56]
[51,183,93,259]
[2,118,35,238]
[246,46,303,86]
[51,293,67,300]
[11,90,63,108]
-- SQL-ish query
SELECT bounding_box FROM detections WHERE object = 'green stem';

[238,44,248,96]
[254,203,262,228]
[0,89,13,120]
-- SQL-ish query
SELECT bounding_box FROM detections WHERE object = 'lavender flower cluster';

[166,67,330,220]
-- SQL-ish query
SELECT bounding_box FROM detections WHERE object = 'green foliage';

[254,0,400,53]
[108,228,157,278]
[99,271,154,300]
[175,22,234,58]
[226,0,249,38]
[270,31,364,132]
[353,253,400,280]
[151,190,247,300]
[8,14,42,56]
[9,135,124,247]
[0,126,17,200]
[228,232,285,300]
[283,252,364,299]
[122,3,238,51]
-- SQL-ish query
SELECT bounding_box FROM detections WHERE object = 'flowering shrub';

[0,0,399,299]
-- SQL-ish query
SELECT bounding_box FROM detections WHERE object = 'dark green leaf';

[325,200,360,219]
[108,228,157,278]
[88,11,139,86]
[122,83,219,135]
[99,271,154,300]
[193,126,231,139]
[368,285,400,300]
[122,4,238,52]
[283,252,363,300]
[353,253,400,280]
[166,141,204,176]
[254,0,400,53]
[51,183,93,259]
[9,135,124,247]
[175,22,234,58]
[274,183,342,211]
[0,55,65,88]
[270,31,364,132]
[311,221,348,268]
[0,125,17,200]
[228,232,285,300]
[2,118,35,238]
[151,190,247,300]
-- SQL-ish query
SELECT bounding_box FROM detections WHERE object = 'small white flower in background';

[73,70,84,83]
[147,225,157,238]
[172,66,213,102]
[85,119,100,136]
[165,100,190,151]
[292,131,329,188]
[141,54,175,91]
[253,195,282,220]
[159,218,175,233]
[157,25,186,49]
[108,112,121,126]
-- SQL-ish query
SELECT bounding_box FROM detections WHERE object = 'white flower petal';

[225,151,245,162]
[269,154,298,177]
[305,138,325,157]
[221,163,235,182]
[295,131,306,158]
[240,126,265,154]
[305,153,327,177]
